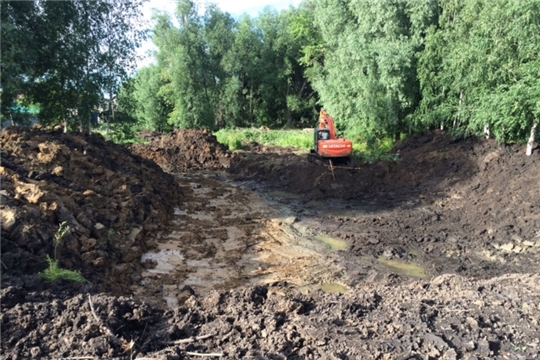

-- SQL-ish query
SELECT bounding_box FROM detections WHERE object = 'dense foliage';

[121,0,317,133]
[1,0,146,131]
[2,0,538,149]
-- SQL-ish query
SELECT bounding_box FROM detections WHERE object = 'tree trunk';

[526,121,537,156]
[454,89,463,128]
[285,110,293,129]
[88,111,92,135]
[250,87,253,127]
[107,90,113,141]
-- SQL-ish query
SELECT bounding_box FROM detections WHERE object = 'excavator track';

[308,150,351,167]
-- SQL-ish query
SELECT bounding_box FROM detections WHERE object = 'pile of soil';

[130,129,232,172]
[0,126,182,292]
[2,275,538,359]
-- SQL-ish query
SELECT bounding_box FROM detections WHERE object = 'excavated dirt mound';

[2,127,540,359]
[230,130,539,205]
[130,129,232,172]
[2,275,539,359]
[0,126,182,293]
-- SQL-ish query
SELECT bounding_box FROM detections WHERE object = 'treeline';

[1,0,145,132]
[2,0,538,151]
[119,1,317,133]
[122,0,538,149]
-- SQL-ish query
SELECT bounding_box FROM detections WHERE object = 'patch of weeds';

[39,255,85,282]
[511,343,528,352]
[39,221,86,283]
[214,128,312,151]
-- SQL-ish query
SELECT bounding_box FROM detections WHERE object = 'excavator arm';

[318,109,337,140]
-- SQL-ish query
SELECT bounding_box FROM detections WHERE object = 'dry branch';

[169,333,216,344]
[185,352,223,357]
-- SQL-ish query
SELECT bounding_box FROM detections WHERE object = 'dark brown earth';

[130,129,232,172]
[1,126,539,359]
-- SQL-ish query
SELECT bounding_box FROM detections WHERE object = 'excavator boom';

[319,109,337,139]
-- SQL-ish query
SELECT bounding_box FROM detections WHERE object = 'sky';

[137,0,302,68]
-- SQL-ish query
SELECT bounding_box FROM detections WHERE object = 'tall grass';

[215,127,400,162]
[40,255,85,283]
[214,128,313,151]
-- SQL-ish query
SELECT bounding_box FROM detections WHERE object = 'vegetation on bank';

[215,128,313,152]
[39,222,85,283]
[1,0,538,155]
[214,127,396,162]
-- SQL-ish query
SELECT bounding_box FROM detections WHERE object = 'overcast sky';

[137,0,301,68]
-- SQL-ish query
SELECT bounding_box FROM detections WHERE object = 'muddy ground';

[1,126,539,359]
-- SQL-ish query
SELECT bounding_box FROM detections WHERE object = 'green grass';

[350,135,398,163]
[215,127,400,162]
[214,128,313,151]
[39,255,86,283]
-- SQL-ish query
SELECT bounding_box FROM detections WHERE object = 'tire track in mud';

[132,172,348,308]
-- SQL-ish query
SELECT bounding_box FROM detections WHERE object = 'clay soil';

[1,126,539,359]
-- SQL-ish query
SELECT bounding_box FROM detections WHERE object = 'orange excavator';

[308,109,353,166]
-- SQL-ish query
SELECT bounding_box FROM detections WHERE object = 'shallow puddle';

[315,235,347,251]
[378,257,428,279]
[141,249,184,274]
[319,282,348,293]
[268,191,303,200]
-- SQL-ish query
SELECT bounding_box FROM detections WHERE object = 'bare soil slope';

[1,126,182,292]
[230,131,540,280]
[1,127,539,359]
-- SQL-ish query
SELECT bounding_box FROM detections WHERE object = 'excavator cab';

[314,129,331,152]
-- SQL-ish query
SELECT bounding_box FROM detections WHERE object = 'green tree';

[133,65,172,133]
[127,1,317,133]
[0,1,39,124]
[310,0,438,141]
[254,7,318,128]
[417,0,540,151]
[153,1,225,129]
[1,0,146,131]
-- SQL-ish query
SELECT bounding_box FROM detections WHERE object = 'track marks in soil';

[133,172,348,308]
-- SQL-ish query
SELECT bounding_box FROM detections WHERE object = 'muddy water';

[133,172,425,308]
